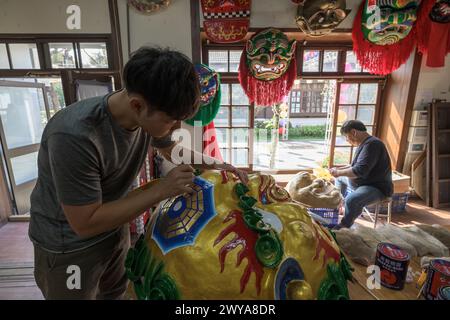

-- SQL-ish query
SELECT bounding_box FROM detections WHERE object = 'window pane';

[11,152,39,185]
[366,126,373,135]
[216,128,230,146]
[49,43,76,68]
[334,147,351,165]
[220,84,230,105]
[220,148,230,163]
[357,105,376,125]
[0,85,47,149]
[345,51,362,72]
[359,83,378,104]
[337,105,356,125]
[80,42,108,68]
[229,50,241,72]
[208,50,228,72]
[339,83,358,104]
[232,128,249,148]
[323,51,338,72]
[303,50,320,72]
[335,126,351,146]
[232,107,249,127]
[0,44,9,69]
[231,83,248,105]
[232,148,248,167]
[9,43,40,69]
[215,107,230,127]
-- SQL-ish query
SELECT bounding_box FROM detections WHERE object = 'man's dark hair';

[340,120,367,135]
[123,46,200,120]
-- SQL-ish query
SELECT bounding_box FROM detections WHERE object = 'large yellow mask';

[126,170,352,300]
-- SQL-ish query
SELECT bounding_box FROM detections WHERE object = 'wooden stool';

[362,197,393,228]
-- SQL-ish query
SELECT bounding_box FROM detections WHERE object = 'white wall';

[119,0,192,59]
[0,0,111,33]
[414,55,450,109]
[199,0,361,29]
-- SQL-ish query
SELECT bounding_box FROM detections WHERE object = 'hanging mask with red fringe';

[201,0,251,43]
[238,28,297,106]
[352,0,421,75]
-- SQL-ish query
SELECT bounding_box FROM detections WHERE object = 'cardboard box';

[392,170,410,194]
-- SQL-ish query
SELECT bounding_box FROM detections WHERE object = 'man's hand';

[214,163,249,184]
[329,167,339,178]
[156,165,195,199]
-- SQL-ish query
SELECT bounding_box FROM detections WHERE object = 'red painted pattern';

[214,210,264,295]
[312,223,340,268]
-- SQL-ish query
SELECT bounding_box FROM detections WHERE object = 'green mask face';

[246,28,296,81]
[362,0,420,45]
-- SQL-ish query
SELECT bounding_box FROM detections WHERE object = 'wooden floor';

[0,198,448,300]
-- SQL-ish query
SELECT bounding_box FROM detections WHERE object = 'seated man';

[329,120,393,229]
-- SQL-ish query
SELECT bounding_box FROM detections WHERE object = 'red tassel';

[352,1,417,75]
[239,49,297,106]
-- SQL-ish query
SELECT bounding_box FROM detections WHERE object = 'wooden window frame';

[202,42,386,173]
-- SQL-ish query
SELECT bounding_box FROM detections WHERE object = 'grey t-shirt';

[29,91,172,253]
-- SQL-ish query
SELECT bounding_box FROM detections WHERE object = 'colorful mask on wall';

[126,171,352,300]
[352,0,424,75]
[239,28,297,106]
[185,64,221,127]
[295,0,351,37]
[430,0,450,23]
[361,0,420,45]
[201,0,252,43]
[127,0,170,14]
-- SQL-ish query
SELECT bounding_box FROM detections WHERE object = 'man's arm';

[63,165,195,238]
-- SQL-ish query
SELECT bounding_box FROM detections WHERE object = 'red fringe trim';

[352,1,418,75]
[238,49,297,106]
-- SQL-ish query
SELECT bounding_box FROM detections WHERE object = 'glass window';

[10,152,39,185]
[359,83,378,104]
[215,107,230,127]
[334,147,352,165]
[0,44,9,69]
[345,51,362,73]
[0,85,47,149]
[216,128,230,146]
[220,84,230,105]
[231,84,248,105]
[357,105,376,125]
[335,127,351,146]
[229,50,241,72]
[9,43,40,69]
[208,50,228,72]
[303,50,320,72]
[232,128,249,148]
[232,107,249,127]
[49,43,76,68]
[337,105,356,125]
[79,42,108,68]
[323,51,338,72]
[339,83,359,104]
[232,148,248,167]
[220,148,230,163]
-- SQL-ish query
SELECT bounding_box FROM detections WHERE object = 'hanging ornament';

[201,0,252,43]
[295,0,351,37]
[352,0,421,75]
[417,0,450,67]
[185,64,221,127]
[238,28,297,106]
[127,0,170,14]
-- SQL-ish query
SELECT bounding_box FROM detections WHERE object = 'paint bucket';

[423,259,450,300]
[437,286,450,300]
[375,243,410,290]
